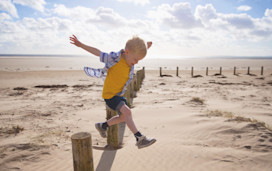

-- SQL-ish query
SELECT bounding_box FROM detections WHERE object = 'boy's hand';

[147,41,152,49]
[70,35,82,47]
[69,34,101,57]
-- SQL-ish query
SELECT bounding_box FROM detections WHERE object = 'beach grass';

[0,125,24,135]
[207,110,272,131]
[190,97,205,105]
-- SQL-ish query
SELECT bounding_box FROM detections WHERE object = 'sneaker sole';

[138,139,156,149]
[95,124,107,138]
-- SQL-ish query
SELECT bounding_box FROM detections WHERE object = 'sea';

[0,54,272,71]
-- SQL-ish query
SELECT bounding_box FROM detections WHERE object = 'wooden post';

[234,66,236,75]
[135,74,139,91]
[124,84,131,107]
[176,67,179,77]
[106,106,119,149]
[247,67,250,75]
[140,70,143,84]
[139,70,143,85]
[130,77,135,98]
[136,71,141,90]
[206,67,208,76]
[130,81,134,100]
[160,67,162,77]
[219,67,222,75]
[261,66,264,75]
[191,67,194,77]
[133,76,138,97]
[71,132,94,171]
[142,67,145,79]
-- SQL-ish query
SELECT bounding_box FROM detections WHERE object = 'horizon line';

[0,54,272,59]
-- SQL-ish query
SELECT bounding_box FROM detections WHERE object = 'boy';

[69,35,156,149]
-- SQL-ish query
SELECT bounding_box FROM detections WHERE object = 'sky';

[0,0,272,58]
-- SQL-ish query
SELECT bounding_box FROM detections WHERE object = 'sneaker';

[95,123,107,138]
[136,136,156,149]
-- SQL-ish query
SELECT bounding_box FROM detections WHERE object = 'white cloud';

[0,12,12,20]
[0,2,271,56]
[195,4,217,26]
[13,0,46,12]
[196,4,255,30]
[53,4,152,32]
[237,5,252,12]
[21,17,72,32]
[223,13,254,29]
[265,9,272,17]
[0,4,155,54]
[0,0,18,18]
[88,7,126,27]
[53,4,95,19]
[148,3,203,29]
[195,4,272,42]
[117,0,149,6]
[0,15,76,54]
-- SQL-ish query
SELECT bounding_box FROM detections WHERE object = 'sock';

[102,122,108,130]
[134,131,142,141]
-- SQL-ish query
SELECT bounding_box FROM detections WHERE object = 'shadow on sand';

[95,122,126,171]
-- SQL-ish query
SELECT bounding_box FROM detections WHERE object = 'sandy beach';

[0,57,272,171]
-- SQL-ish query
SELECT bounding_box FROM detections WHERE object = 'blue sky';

[0,0,272,58]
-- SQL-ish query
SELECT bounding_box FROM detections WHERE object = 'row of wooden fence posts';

[71,67,146,171]
[160,66,265,77]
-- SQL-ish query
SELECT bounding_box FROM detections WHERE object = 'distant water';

[0,54,272,71]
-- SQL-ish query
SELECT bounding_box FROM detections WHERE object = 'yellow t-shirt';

[102,56,130,99]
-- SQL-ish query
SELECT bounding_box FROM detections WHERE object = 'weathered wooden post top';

[71,132,94,171]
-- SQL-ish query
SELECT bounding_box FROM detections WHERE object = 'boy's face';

[124,49,145,67]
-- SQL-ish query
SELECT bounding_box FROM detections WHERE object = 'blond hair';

[125,36,147,58]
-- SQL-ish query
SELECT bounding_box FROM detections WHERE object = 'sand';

[0,58,272,171]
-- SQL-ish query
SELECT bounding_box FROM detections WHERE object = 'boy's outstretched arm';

[69,35,101,57]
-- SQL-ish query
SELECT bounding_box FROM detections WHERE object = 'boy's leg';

[95,104,138,138]
[108,104,156,149]
[95,96,126,138]
[96,96,156,148]
[107,104,138,134]
[106,112,125,127]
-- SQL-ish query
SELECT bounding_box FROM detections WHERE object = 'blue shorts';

[104,96,128,114]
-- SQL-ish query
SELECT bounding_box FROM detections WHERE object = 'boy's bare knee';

[119,112,125,121]
[120,105,132,118]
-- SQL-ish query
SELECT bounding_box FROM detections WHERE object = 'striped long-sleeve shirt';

[84,50,134,97]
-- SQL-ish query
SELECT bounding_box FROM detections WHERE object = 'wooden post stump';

[136,71,141,90]
[71,132,94,171]
[261,66,264,75]
[234,67,236,75]
[206,67,208,76]
[191,67,194,77]
[160,67,162,77]
[247,67,250,75]
[124,84,131,107]
[106,106,119,149]
[130,77,135,98]
[143,67,145,79]
[133,76,137,97]
[129,81,134,100]
[141,70,144,83]
[138,70,142,85]
[176,67,179,77]
[219,67,222,75]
